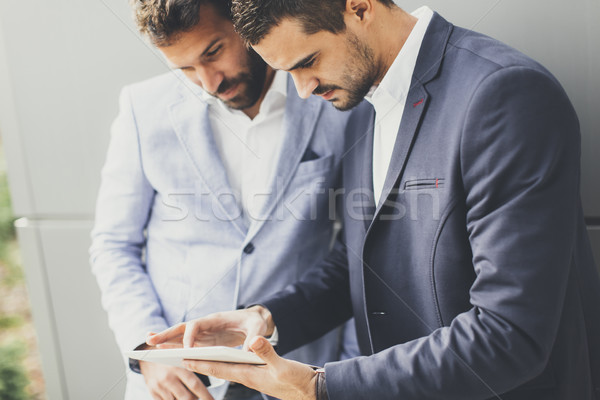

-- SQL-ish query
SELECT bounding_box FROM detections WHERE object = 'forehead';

[252,18,341,70]
[185,4,234,37]
[159,6,237,63]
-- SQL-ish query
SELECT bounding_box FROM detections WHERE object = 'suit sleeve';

[323,67,582,399]
[262,102,372,356]
[89,87,169,356]
[263,225,354,356]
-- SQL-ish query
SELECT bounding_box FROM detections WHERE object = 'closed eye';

[300,56,316,69]
[287,51,320,72]
[206,45,222,58]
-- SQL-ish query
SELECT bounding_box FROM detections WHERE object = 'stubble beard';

[215,48,268,110]
[332,32,381,111]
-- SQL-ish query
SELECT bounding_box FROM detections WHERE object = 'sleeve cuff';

[128,342,148,374]
[268,326,279,346]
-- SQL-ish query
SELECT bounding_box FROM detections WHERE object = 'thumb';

[248,336,280,366]
[242,325,265,351]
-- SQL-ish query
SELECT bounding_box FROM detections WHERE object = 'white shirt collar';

[258,69,287,115]
[365,6,434,109]
[267,68,288,97]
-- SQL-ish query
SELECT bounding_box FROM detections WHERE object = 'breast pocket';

[404,178,445,190]
[295,154,334,177]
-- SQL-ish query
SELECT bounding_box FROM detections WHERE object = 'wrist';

[130,342,151,374]
[249,305,275,337]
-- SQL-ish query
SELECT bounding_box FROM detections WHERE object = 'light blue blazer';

[90,71,356,399]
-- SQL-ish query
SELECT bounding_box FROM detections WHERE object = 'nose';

[290,72,319,99]
[194,66,224,94]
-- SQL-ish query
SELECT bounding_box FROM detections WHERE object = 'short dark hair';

[232,0,396,45]
[131,0,233,46]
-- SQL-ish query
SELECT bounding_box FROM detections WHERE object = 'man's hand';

[146,306,275,350]
[183,336,318,400]
[139,361,214,400]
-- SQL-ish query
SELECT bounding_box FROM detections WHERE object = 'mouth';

[320,89,336,101]
[218,82,240,101]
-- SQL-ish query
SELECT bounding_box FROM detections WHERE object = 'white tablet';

[124,346,265,367]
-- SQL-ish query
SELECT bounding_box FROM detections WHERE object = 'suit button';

[243,243,255,254]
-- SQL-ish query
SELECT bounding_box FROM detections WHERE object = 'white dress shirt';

[365,6,434,206]
[202,70,287,224]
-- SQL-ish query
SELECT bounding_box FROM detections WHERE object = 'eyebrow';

[286,51,319,71]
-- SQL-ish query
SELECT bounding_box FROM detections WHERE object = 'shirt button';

[243,243,255,254]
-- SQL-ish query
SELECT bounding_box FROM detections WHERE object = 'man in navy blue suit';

[149,1,600,399]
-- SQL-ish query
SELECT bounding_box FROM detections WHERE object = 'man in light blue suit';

[89,1,357,399]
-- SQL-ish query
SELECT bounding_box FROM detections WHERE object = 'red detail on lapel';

[413,98,424,108]
[436,178,439,188]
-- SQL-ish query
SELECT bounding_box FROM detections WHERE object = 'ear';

[345,0,374,23]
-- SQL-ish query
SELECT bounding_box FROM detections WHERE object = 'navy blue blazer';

[262,13,600,400]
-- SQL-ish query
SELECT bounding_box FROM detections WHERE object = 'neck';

[243,66,276,119]
[372,6,418,85]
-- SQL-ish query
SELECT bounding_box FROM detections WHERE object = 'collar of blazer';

[367,12,453,232]
[168,74,324,240]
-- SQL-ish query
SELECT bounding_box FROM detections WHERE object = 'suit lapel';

[169,94,247,237]
[371,86,429,220]
[246,76,323,240]
[368,12,453,228]
[361,112,376,232]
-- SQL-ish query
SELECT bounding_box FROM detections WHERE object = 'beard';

[211,47,268,110]
[314,32,381,111]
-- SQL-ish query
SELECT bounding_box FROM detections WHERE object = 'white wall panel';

[16,219,126,400]
[0,0,167,217]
